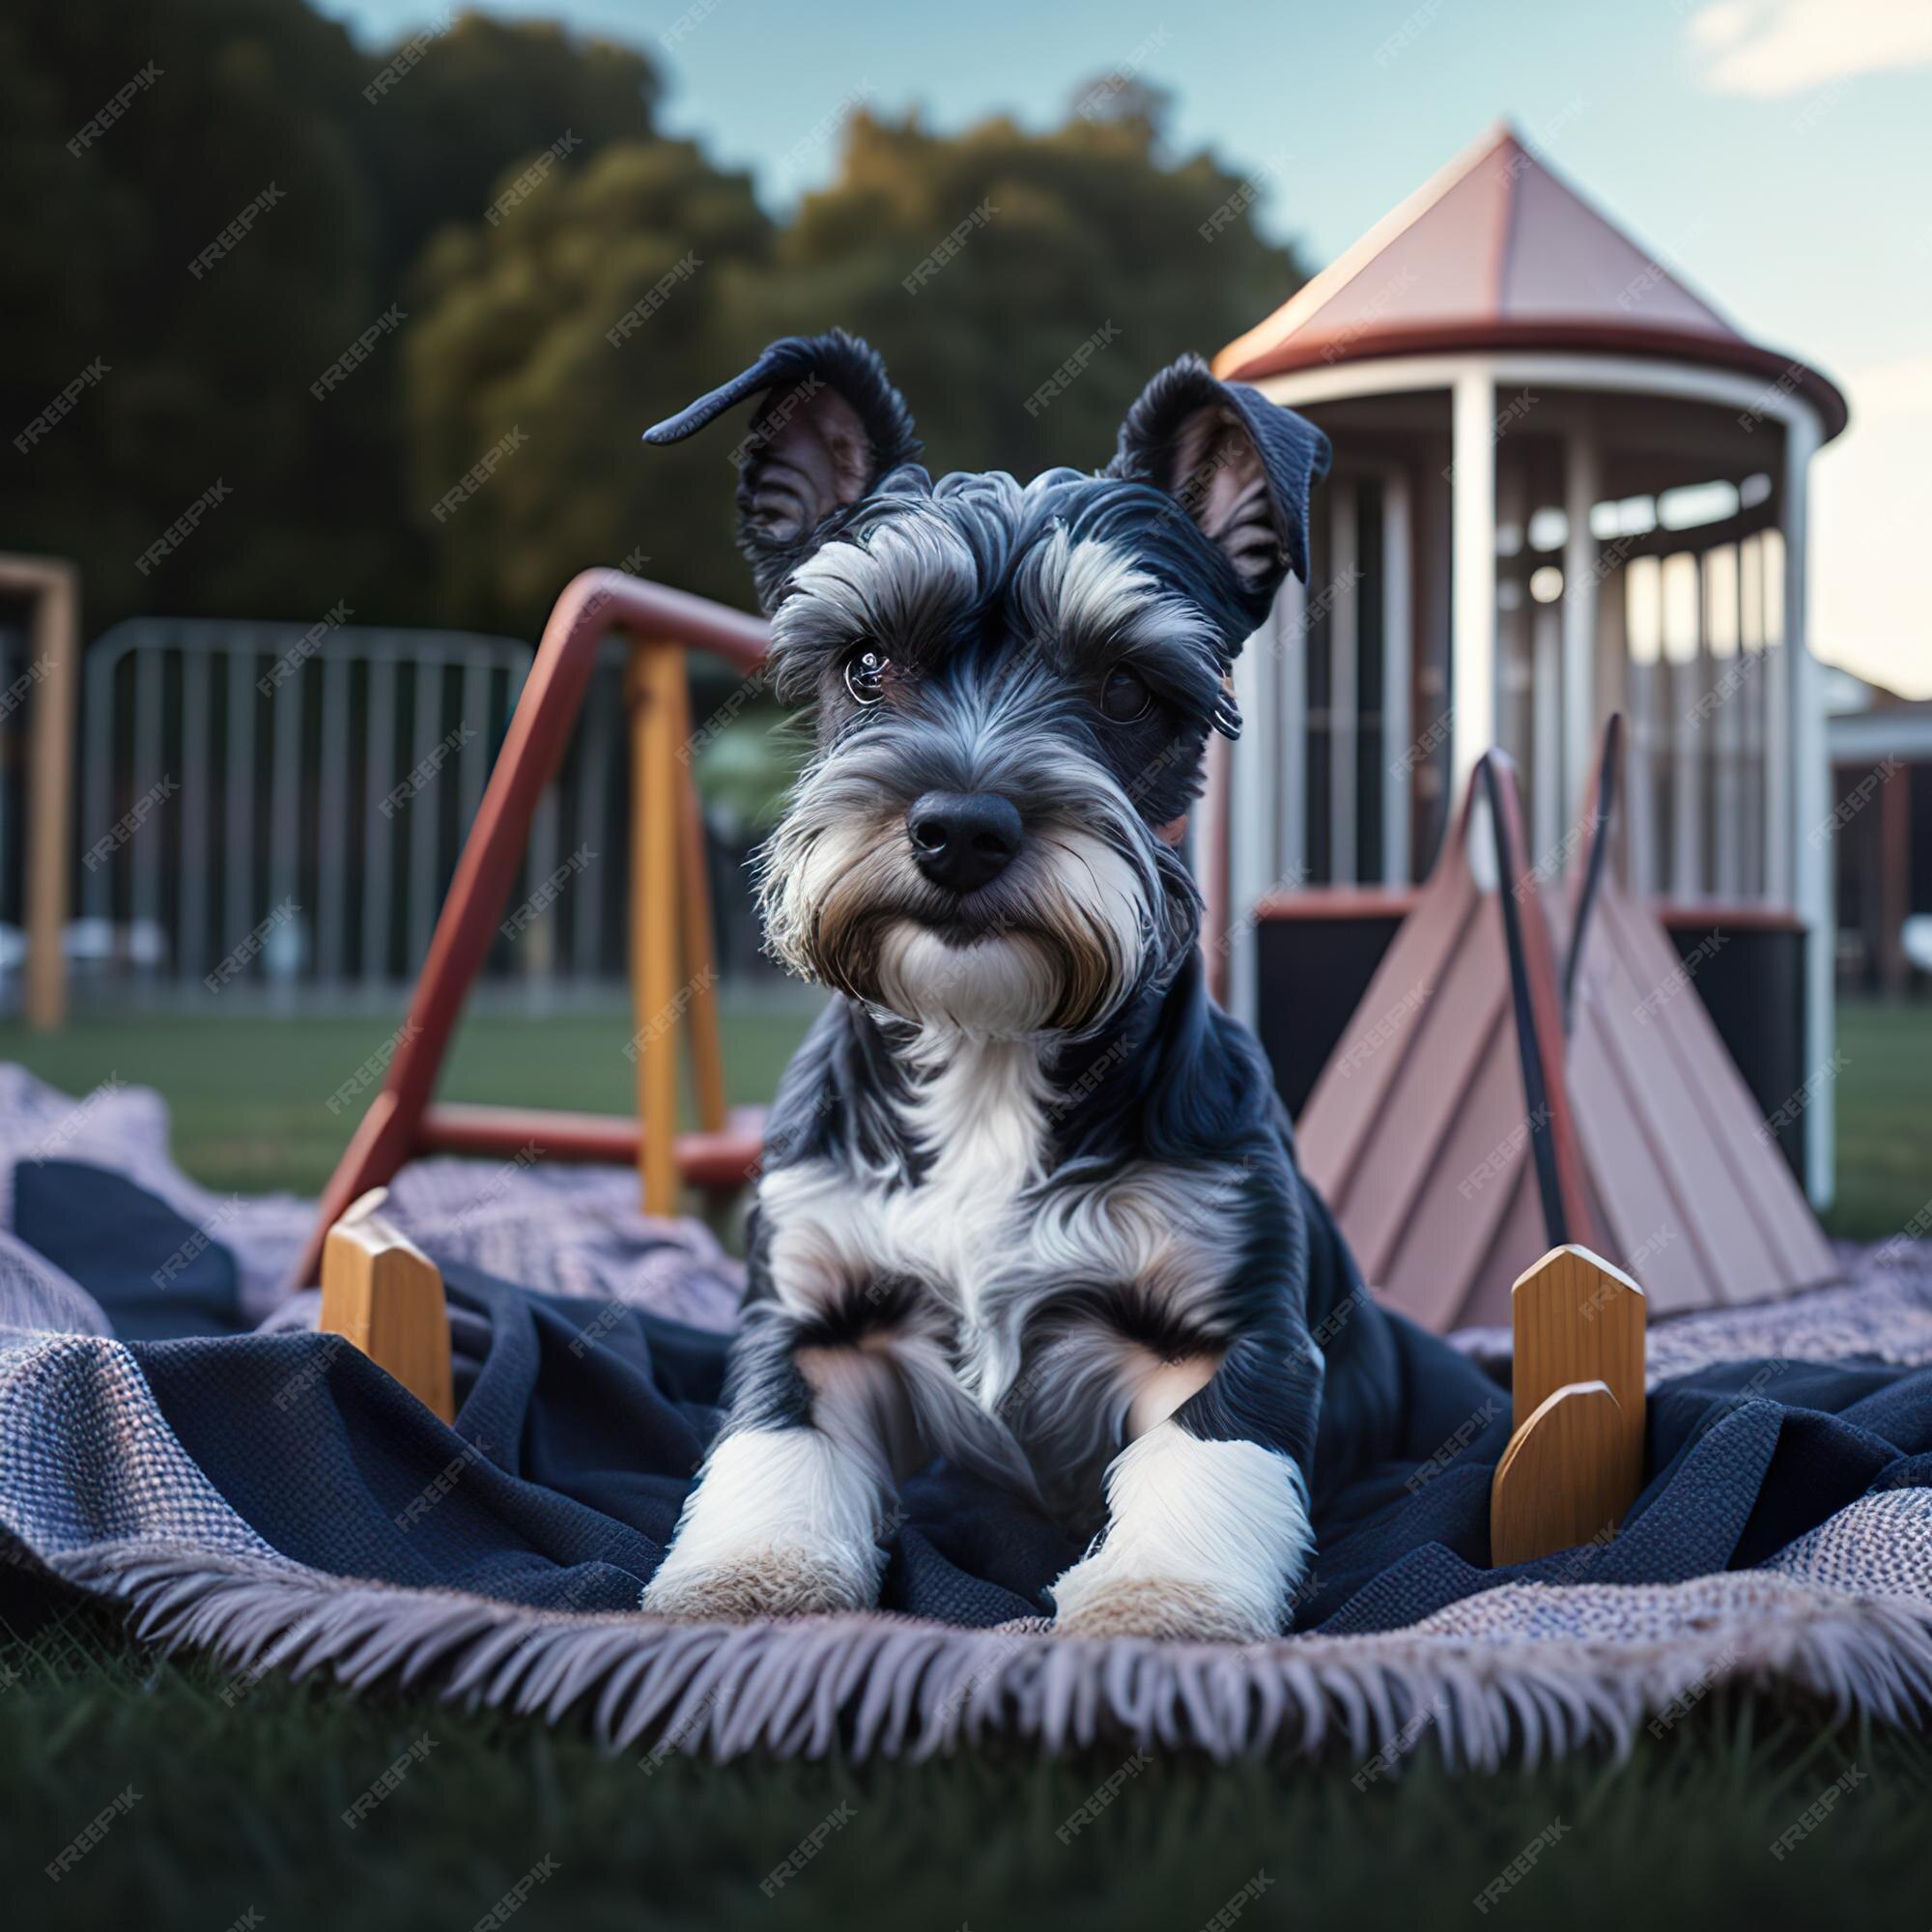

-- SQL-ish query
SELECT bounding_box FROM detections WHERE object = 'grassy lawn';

[3,1593,1927,1932]
[0,993,1922,1236]
[1827,1000,1932,1241]
[0,993,817,1200]
[1,993,1928,1928]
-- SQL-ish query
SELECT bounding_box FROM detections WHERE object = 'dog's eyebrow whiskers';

[1009,523,1221,672]
[777,509,983,667]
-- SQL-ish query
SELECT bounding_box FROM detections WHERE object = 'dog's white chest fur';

[758,1029,1235,1424]
[888,1034,1049,1315]
[760,1034,1048,1401]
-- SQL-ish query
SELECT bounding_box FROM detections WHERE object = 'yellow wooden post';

[2,557,79,1032]
[320,1188,455,1423]
[627,640,685,1215]
[672,674,726,1136]
[1490,1245,1646,1565]
[1491,1381,1629,1566]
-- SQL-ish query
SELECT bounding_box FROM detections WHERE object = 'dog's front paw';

[1048,1563,1281,1643]
[640,1544,880,1622]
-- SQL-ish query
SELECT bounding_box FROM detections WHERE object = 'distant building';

[1206,123,1849,1205]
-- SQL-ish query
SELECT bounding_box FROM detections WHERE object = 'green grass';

[1826,1000,1932,1241]
[3,1593,1928,1932]
[1,993,1929,1928]
[0,994,816,1199]
[0,994,1922,1236]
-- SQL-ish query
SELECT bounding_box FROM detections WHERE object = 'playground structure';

[290,569,771,1285]
[1212,122,1848,1210]
[10,123,1858,1219]
[1299,718,1835,1327]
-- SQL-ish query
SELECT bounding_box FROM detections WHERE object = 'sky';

[322,0,1932,696]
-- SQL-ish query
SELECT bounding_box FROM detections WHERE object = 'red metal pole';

[294,571,767,1284]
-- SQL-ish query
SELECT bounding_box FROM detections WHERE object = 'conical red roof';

[1215,122,1846,440]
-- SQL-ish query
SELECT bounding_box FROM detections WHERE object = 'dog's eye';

[1099,667,1151,723]
[843,647,891,706]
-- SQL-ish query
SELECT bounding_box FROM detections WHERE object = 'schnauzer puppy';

[639,330,1392,1640]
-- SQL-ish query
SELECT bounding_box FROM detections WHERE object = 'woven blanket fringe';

[48,1543,1932,1769]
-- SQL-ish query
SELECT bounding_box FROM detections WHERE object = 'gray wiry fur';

[643,337,1350,1644]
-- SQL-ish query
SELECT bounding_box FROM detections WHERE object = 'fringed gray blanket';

[5,1067,1931,1769]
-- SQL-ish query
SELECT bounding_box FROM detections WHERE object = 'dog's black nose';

[907,791,1023,893]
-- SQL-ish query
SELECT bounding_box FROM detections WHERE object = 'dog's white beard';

[758,815,881,984]
[874,923,1062,1036]
[876,829,1151,1037]
[1028,826,1155,1026]
[762,808,1156,1037]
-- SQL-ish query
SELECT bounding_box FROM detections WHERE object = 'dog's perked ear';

[1107,355,1331,601]
[643,330,922,610]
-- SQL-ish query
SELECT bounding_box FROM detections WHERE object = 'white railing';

[1233,470,1790,916]
[71,617,639,1007]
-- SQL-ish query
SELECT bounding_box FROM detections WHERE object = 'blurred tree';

[355,14,663,284]
[1064,71,1179,142]
[0,0,379,627]
[404,93,1308,626]
[403,138,774,631]
[1,1,1306,639]
[0,0,672,632]
[759,101,1306,486]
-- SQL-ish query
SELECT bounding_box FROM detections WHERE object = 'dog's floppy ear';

[1108,355,1330,598]
[644,330,921,607]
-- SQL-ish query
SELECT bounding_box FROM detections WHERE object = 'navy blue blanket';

[16,1158,1932,1634]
